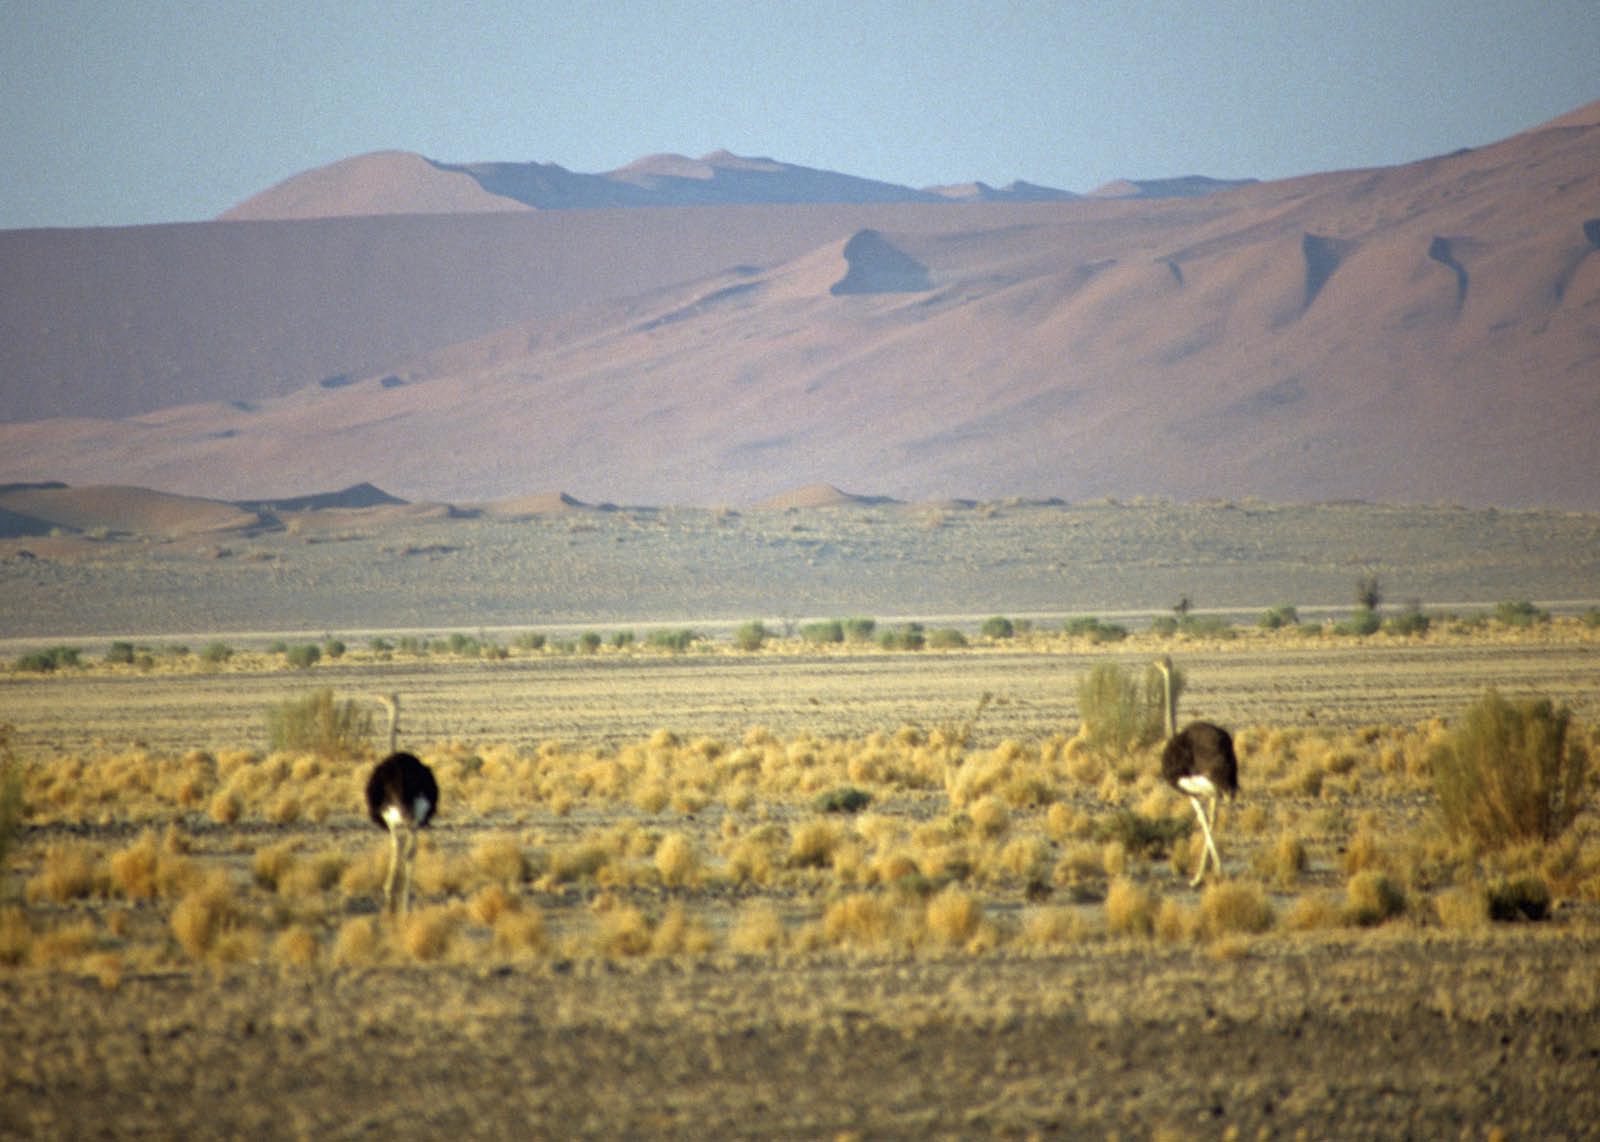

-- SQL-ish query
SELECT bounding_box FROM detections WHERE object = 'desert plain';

[2,497,1600,1138]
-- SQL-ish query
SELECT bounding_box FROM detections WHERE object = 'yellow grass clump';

[650,902,715,956]
[492,908,547,959]
[0,907,34,966]
[824,892,900,949]
[924,886,984,950]
[729,901,787,954]
[1104,877,1156,938]
[332,916,382,966]
[1345,870,1407,927]
[273,924,319,970]
[1019,906,1089,949]
[654,831,699,887]
[27,841,101,904]
[1433,885,1490,930]
[400,906,459,962]
[1198,881,1274,939]
[169,879,240,961]
[471,835,529,884]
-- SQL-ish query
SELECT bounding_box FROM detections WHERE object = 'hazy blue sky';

[3,1,1596,229]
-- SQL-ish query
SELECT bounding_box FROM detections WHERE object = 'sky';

[3,1,1597,230]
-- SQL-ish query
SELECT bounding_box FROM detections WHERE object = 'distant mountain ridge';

[221,149,1103,219]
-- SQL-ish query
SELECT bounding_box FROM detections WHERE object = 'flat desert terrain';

[3,500,1599,1137]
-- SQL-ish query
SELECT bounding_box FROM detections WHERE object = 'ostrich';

[1154,656,1238,886]
[365,694,438,916]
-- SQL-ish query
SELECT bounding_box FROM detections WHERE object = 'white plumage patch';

[382,804,406,828]
[1177,775,1217,799]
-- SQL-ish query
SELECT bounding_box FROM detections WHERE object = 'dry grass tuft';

[1267,831,1308,887]
[471,835,529,884]
[1104,877,1155,938]
[596,905,653,957]
[729,901,787,954]
[1155,897,1196,944]
[208,789,242,825]
[789,819,841,870]
[469,883,518,926]
[824,893,900,948]
[650,902,714,956]
[492,909,547,958]
[273,924,319,970]
[1282,892,1344,932]
[924,886,983,949]
[31,919,100,967]
[1199,881,1274,939]
[1345,870,1407,927]
[1433,885,1490,930]
[654,831,699,887]
[0,906,33,966]
[28,841,101,903]
[169,879,237,960]
[1020,906,1089,948]
[332,916,381,966]
[969,795,1010,838]
[400,906,458,962]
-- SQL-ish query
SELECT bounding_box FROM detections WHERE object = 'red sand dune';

[1,104,1598,510]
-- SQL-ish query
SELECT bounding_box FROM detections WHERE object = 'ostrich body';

[1155,657,1238,886]
[365,695,438,915]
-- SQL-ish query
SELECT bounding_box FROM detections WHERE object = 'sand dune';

[1,102,1598,509]
[0,484,264,538]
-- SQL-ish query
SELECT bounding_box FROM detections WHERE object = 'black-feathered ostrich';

[1154,656,1238,886]
[365,694,438,916]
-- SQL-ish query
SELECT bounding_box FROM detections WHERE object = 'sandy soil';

[6,929,1599,1138]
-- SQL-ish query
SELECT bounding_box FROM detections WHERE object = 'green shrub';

[800,620,845,645]
[513,632,546,652]
[106,640,137,664]
[1384,604,1430,636]
[322,638,346,659]
[814,787,873,814]
[201,642,234,665]
[266,689,374,758]
[284,643,321,669]
[648,628,700,653]
[927,628,968,649]
[1096,809,1190,857]
[15,646,80,673]
[1333,609,1382,637]
[578,632,603,654]
[447,632,482,656]
[1077,662,1165,755]
[980,616,1015,640]
[1258,604,1300,630]
[1063,616,1127,644]
[732,621,769,652]
[842,618,877,643]
[1431,689,1589,850]
[610,631,635,649]
[879,623,925,651]
[1494,599,1548,628]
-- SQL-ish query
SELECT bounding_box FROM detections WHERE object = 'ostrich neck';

[1162,663,1177,738]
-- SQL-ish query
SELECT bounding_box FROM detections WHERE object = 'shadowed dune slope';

[2,102,1599,509]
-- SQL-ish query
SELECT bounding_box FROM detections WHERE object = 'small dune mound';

[751,483,899,510]
[829,230,932,296]
[0,484,263,538]
[478,491,594,520]
[237,483,406,513]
